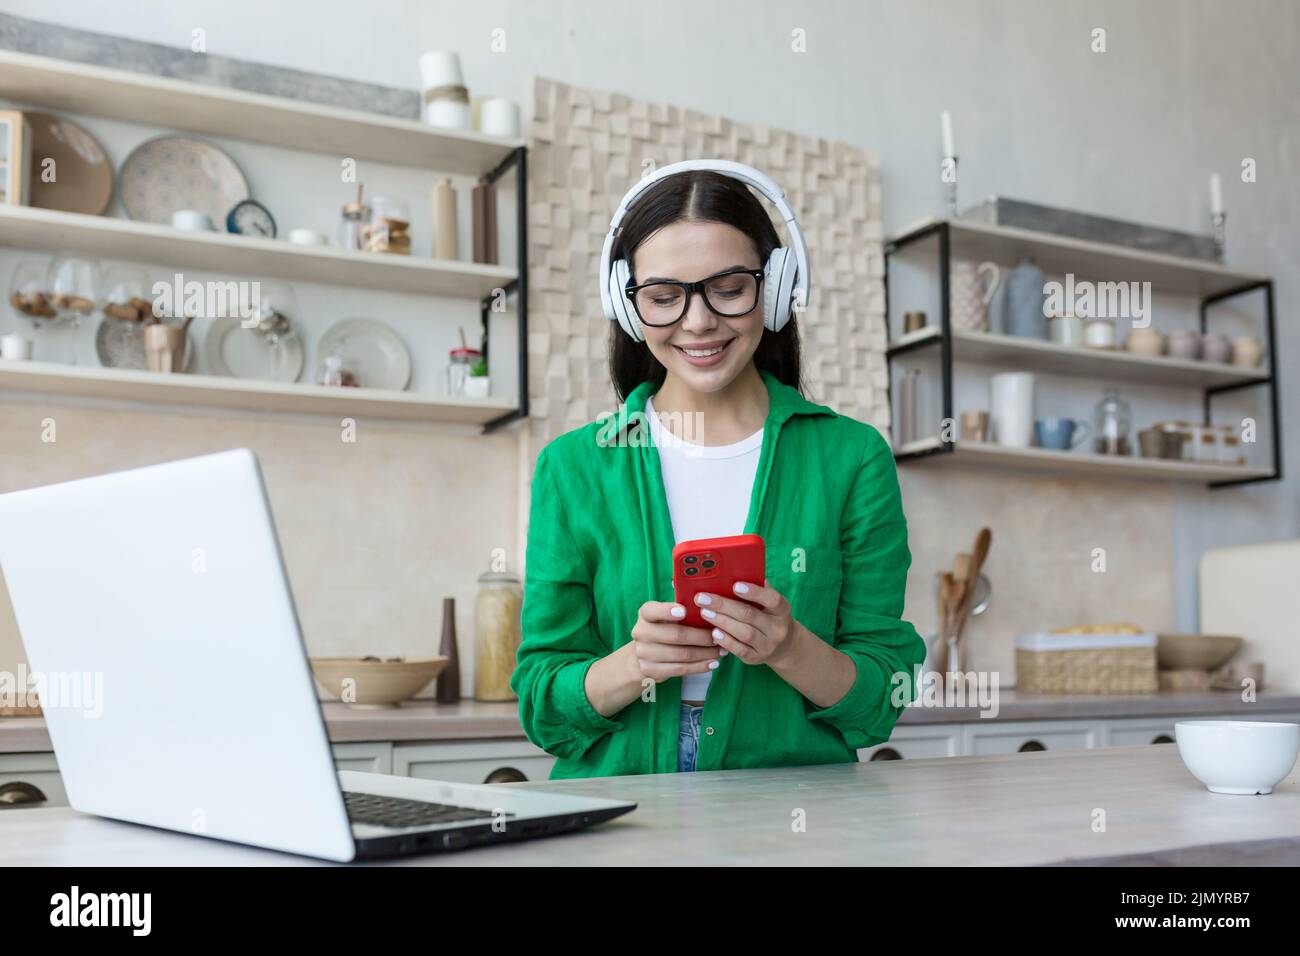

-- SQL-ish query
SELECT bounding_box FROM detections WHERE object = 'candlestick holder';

[1212,211,1226,262]
[941,155,959,219]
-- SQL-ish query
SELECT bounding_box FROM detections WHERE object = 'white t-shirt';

[645,394,764,702]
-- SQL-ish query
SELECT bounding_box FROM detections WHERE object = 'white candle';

[1210,173,1223,215]
[941,111,955,158]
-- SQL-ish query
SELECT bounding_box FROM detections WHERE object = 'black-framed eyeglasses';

[624,267,765,327]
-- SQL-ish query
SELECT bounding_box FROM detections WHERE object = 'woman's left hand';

[693,580,806,667]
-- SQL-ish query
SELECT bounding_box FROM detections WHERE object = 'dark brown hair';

[606,170,804,401]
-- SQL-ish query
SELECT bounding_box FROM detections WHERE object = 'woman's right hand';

[630,601,724,683]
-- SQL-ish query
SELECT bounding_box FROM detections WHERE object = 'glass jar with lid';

[1092,387,1131,455]
[337,185,369,252]
[445,346,481,396]
[363,194,411,254]
[1196,424,1221,462]
[474,569,523,701]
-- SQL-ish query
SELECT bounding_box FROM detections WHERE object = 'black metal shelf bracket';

[1202,279,1281,488]
[480,145,529,434]
[884,221,955,462]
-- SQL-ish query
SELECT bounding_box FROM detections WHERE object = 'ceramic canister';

[990,372,1036,448]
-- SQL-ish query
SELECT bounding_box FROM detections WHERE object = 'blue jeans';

[677,702,704,772]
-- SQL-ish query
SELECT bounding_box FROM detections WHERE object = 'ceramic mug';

[990,372,1035,448]
[1035,416,1091,450]
[960,409,990,442]
[171,209,214,231]
[0,332,33,360]
[144,323,187,373]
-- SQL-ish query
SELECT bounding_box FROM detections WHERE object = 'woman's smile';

[673,338,735,367]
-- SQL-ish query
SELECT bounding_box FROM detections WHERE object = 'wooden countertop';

[2,691,1298,753]
[3,745,1298,865]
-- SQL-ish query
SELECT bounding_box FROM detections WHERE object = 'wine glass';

[47,255,102,365]
[8,259,56,327]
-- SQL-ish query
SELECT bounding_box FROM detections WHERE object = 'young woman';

[511,162,925,778]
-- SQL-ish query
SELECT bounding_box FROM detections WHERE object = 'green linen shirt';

[510,369,925,778]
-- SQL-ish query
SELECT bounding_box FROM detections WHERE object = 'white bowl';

[1174,720,1299,795]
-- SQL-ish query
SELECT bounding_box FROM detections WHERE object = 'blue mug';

[1035,417,1091,450]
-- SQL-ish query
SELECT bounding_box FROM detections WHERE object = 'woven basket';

[1016,633,1158,695]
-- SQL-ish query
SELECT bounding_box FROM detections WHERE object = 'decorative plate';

[95,318,196,372]
[26,112,113,215]
[205,316,304,383]
[118,135,249,225]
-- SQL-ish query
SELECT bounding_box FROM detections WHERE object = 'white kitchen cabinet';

[1102,719,1178,747]
[332,742,393,774]
[1101,710,1300,748]
[963,719,1101,755]
[0,752,68,808]
[859,724,962,761]
[393,739,557,785]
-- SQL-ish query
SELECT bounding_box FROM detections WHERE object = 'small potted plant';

[464,355,490,398]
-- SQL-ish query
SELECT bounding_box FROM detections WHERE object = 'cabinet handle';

[484,766,528,784]
[869,747,903,761]
[1018,740,1047,752]
[1152,734,1174,745]
[0,781,48,806]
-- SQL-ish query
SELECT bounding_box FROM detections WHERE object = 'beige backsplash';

[0,398,520,698]
[0,397,1175,698]
[898,468,1176,684]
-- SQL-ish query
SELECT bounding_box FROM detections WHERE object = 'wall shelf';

[888,326,1271,389]
[0,50,522,175]
[0,205,517,299]
[884,220,1281,488]
[0,359,517,424]
[896,437,1273,484]
[0,50,530,432]
[891,216,1270,298]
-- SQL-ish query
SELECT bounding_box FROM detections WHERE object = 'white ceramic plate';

[317,318,411,391]
[118,135,249,225]
[95,318,196,371]
[205,316,304,382]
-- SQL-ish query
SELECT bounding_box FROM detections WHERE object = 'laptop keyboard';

[344,790,514,829]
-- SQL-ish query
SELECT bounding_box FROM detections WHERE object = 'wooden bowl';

[1156,634,1243,671]
[309,656,448,709]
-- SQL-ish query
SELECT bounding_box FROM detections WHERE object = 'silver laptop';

[0,448,634,861]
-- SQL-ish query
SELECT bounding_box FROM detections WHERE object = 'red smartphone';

[672,534,766,629]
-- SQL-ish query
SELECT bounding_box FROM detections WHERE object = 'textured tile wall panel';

[528,77,888,446]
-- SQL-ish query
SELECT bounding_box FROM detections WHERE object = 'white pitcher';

[950,260,1001,332]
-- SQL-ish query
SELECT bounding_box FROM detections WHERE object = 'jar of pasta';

[474,569,523,701]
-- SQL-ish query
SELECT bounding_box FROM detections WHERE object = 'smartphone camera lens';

[683,555,697,564]
[684,566,698,576]
[701,559,716,569]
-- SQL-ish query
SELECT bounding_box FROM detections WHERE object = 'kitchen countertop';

[894,687,1300,724]
[2,691,1297,753]
[3,745,1298,865]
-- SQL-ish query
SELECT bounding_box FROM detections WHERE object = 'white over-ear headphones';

[599,159,810,343]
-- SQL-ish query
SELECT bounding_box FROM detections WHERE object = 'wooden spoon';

[953,528,993,657]
[937,572,954,676]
